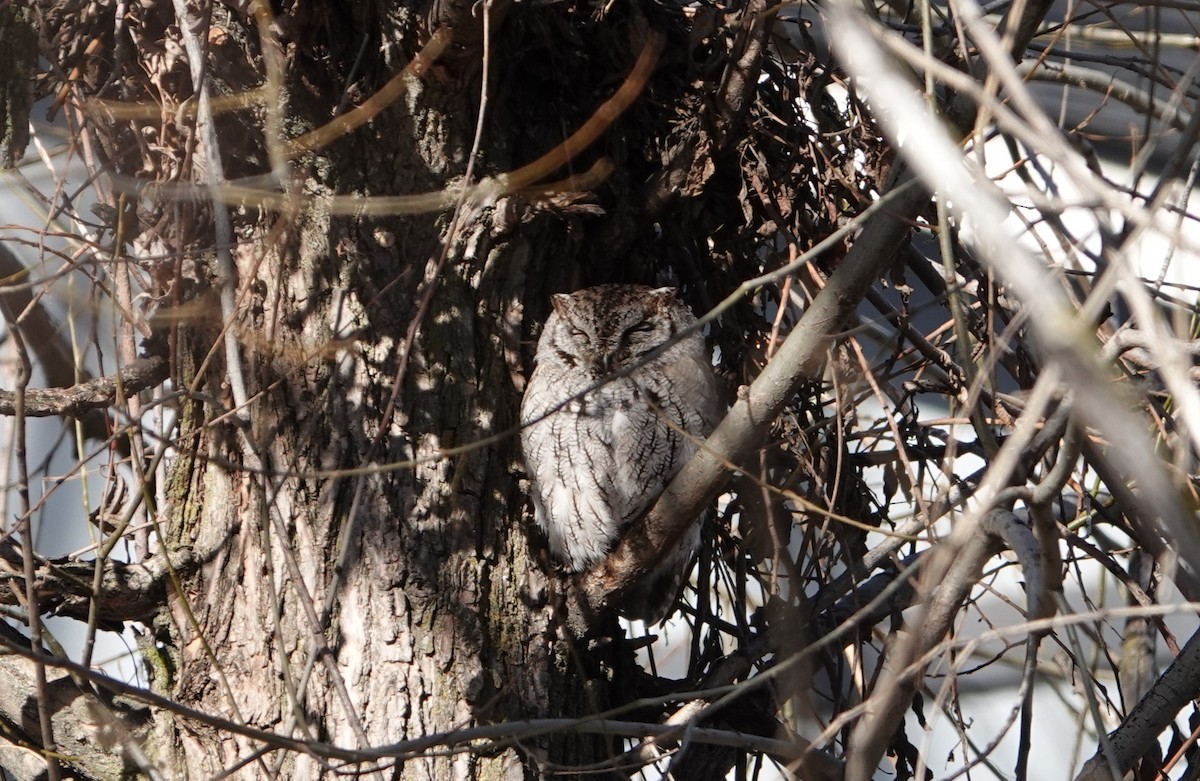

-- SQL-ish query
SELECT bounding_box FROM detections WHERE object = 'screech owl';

[520,284,721,623]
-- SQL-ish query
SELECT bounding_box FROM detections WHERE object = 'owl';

[520,284,721,623]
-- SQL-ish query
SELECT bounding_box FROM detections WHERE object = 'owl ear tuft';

[650,286,677,304]
[550,293,572,317]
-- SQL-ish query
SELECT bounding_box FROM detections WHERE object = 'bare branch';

[1018,60,1191,131]
[0,542,193,627]
[0,355,166,419]
[1075,626,1200,781]
[0,656,147,780]
[572,172,931,630]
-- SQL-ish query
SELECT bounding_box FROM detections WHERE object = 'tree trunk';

[93,2,638,778]
[27,0,795,776]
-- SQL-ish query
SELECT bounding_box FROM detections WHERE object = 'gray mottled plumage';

[520,284,720,623]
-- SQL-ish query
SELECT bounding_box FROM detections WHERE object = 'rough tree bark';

[140,9,626,780]
[27,0,783,777]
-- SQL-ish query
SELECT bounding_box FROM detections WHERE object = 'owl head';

[540,284,699,377]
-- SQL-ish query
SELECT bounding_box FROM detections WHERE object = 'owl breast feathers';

[519,284,721,622]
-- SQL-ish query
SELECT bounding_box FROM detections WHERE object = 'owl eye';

[627,321,655,334]
[569,327,587,339]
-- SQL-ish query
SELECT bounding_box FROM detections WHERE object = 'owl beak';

[599,352,613,374]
